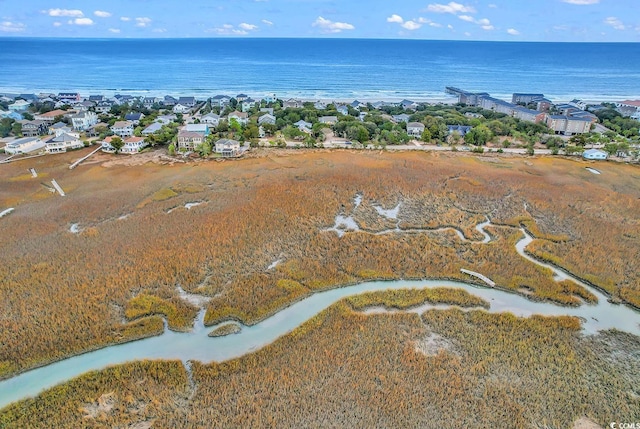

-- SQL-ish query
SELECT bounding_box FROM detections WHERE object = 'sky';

[1,0,639,41]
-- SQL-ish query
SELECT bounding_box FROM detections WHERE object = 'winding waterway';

[1,224,639,410]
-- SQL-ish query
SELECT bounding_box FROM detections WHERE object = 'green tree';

[110,137,124,154]
[421,129,432,143]
[168,143,176,156]
[11,122,22,137]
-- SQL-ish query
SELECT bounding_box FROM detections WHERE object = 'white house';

[184,124,210,135]
[45,133,83,153]
[121,137,147,153]
[228,111,248,126]
[173,104,190,114]
[111,121,134,137]
[407,122,425,138]
[3,137,45,154]
[177,130,206,151]
[215,138,241,157]
[71,111,98,131]
[201,113,220,126]
[241,98,257,112]
[583,149,608,160]
[319,116,338,125]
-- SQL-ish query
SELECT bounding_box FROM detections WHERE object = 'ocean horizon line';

[1,36,639,45]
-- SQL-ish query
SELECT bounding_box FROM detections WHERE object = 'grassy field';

[0,148,639,425]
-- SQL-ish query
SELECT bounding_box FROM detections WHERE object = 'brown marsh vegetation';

[0,149,639,425]
[2,300,638,428]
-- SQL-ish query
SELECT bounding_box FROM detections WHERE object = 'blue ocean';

[1,38,639,102]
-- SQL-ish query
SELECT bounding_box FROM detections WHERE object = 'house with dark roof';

[124,112,145,124]
[21,121,48,137]
[447,125,473,136]
[178,97,196,107]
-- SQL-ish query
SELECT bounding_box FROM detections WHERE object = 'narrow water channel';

[1,225,638,410]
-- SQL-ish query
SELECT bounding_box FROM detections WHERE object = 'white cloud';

[429,22,443,27]
[94,11,112,18]
[72,17,94,26]
[207,24,249,35]
[426,2,475,14]
[108,28,121,33]
[135,17,152,27]
[46,9,84,18]
[387,14,404,24]
[239,23,258,31]
[53,22,62,27]
[507,28,520,35]
[120,17,131,22]
[402,20,422,30]
[0,21,25,33]
[562,0,599,4]
[458,15,494,30]
[312,16,354,33]
[604,17,625,30]
[458,15,474,22]
[261,19,273,25]
[153,28,167,33]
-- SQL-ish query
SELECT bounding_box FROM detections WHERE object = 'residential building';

[88,95,104,103]
[21,120,48,137]
[258,114,276,125]
[184,124,210,135]
[142,122,163,135]
[57,92,80,103]
[201,113,221,126]
[407,122,425,137]
[177,130,205,151]
[49,121,69,135]
[121,137,147,153]
[95,101,114,114]
[8,100,30,112]
[173,104,190,114]
[545,115,591,135]
[228,111,248,125]
[241,98,257,112]
[111,120,135,137]
[400,99,418,110]
[124,112,145,124]
[351,100,365,110]
[143,97,160,108]
[536,98,553,112]
[513,107,545,123]
[263,93,277,103]
[319,116,338,125]
[615,100,640,119]
[447,125,473,136]
[178,96,196,108]
[236,94,248,102]
[260,107,274,115]
[45,133,83,153]
[337,105,349,116]
[294,120,312,130]
[4,137,45,154]
[392,114,410,123]
[283,98,303,109]
[215,138,241,157]
[583,149,608,160]
[71,111,98,131]
[512,93,545,104]
[212,95,231,108]
[35,109,69,123]
[164,95,178,107]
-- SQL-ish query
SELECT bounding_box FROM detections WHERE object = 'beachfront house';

[178,97,196,108]
[111,120,135,137]
[3,137,45,154]
[212,95,231,108]
[215,138,241,157]
[513,107,545,124]
[71,111,98,131]
[583,149,608,160]
[545,115,591,135]
[283,99,303,109]
[35,110,69,124]
[407,122,425,138]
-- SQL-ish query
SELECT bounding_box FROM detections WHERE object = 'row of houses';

[4,126,84,155]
